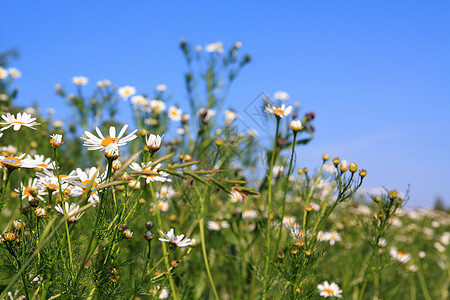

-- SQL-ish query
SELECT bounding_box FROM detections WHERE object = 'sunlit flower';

[324,231,342,246]
[129,162,171,183]
[26,154,55,169]
[0,112,40,131]
[317,281,343,298]
[207,220,230,231]
[1,154,38,170]
[130,95,149,106]
[159,228,194,247]
[8,68,21,79]
[282,216,297,227]
[205,42,223,53]
[68,167,106,204]
[55,202,84,222]
[36,168,77,193]
[289,120,303,132]
[176,128,185,135]
[242,209,257,219]
[390,248,411,263]
[155,185,176,199]
[273,91,289,101]
[16,178,45,202]
[152,200,169,212]
[0,67,9,79]
[150,100,166,114]
[229,190,243,203]
[265,104,292,119]
[155,84,167,92]
[81,124,137,151]
[72,76,88,86]
[118,85,136,99]
[286,223,303,239]
[168,106,182,121]
[50,134,63,148]
[225,109,239,125]
[145,134,164,153]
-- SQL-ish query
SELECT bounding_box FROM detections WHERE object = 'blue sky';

[1,1,450,207]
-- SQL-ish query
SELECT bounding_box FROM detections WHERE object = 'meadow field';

[0,41,449,300]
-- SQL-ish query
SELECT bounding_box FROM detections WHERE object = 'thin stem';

[262,118,280,300]
[199,217,220,300]
[149,181,178,300]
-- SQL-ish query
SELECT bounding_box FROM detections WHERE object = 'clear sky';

[1,1,450,208]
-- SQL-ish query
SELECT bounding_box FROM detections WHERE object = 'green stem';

[149,181,178,300]
[417,264,432,300]
[262,118,280,300]
[199,217,220,300]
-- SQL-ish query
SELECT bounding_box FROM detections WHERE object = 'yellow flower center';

[274,109,285,115]
[13,121,25,125]
[2,157,21,167]
[37,163,48,168]
[82,180,99,191]
[24,186,34,197]
[101,137,119,147]
[398,252,404,257]
[142,170,158,177]
[324,288,334,294]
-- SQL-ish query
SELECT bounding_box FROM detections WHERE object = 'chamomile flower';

[317,281,343,298]
[242,209,257,219]
[155,185,176,199]
[81,124,137,151]
[118,85,136,99]
[224,109,239,125]
[390,248,411,263]
[265,104,292,119]
[50,134,63,148]
[229,190,243,203]
[155,84,167,92]
[324,231,342,246]
[0,112,40,131]
[72,76,88,86]
[36,168,77,192]
[130,95,149,106]
[0,67,8,79]
[159,228,194,247]
[168,106,182,121]
[273,91,289,101]
[152,200,169,212]
[26,154,55,169]
[207,220,230,231]
[8,68,21,79]
[129,162,171,183]
[205,42,223,54]
[150,100,166,114]
[67,167,106,204]
[286,223,304,239]
[16,178,45,202]
[145,134,164,153]
[55,202,85,222]
[1,154,38,170]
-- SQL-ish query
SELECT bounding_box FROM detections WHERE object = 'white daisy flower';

[159,228,194,247]
[229,190,243,203]
[118,85,136,99]
[390,248,411,263]
[72,76,88,86]
[55,202,84,222]
[67,167,106,204]
[242,209,257,219]
[152,200,169,212]
[0,67,8,79]
[15,178,45,202]
[130,95,149,106]
[265,104,292,119]
[150,100,166,114]
[317,281,343,298]
[155,185,176,199]
[8,68,21,79]
[81,124,137,151]
[26,154,55,169]
[168,106,182,121]
[286,223,304,239]
[0,112,40,131]
[1,154,38,170]
[324,231,342,246]
[207,220,230,231]
[224,109,239,125]
[145,134,164,152]
[205,42,223,54]
[129,162,171,183]
[273,91,289,101]
[155,84,167,92]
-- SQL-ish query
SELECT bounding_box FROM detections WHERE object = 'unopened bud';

[349,163,358,173]
[359,169,367,178]
[340,160,349,172]
[332,157,340,166]
[322,154,330,161]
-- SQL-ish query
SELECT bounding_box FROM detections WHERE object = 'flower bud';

[289,120,303,132]
[34,207,47,218]
[359,169,367,178]
[322,154,330,161]
[340,160,349,173]
[349,163,358,173]
[388,190,398,200]
[123,229,134,239]
[332,157,340,166]
[144,231,155,241]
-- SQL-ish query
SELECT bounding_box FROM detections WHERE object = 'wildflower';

[72,76,88,86]
[144,231,155,241]
[157,286,170,299]
[118,85,136,99]
[67,167,106,204]
[145,134,164,153]
[265,104,292,119]
[317,281,343,298]
[103,142,120,160]
[0,67,8,79]
[150,100,166,114]
[205,42,223,53]
[339,160,349,172]
[0,112,40,131]
[55,202,84,222]
[224,109,239,125]
[390,248,411,263]
[197,108,216,123]
[286,223,304,239]
[176,128,185,135]
[81,124,137,151]
[129,162,171,183]
[155,185,176,199]
[282,216,297,227]
[273,91,289,101]
[27,154,55,169]
[289,120,303,132]
[8,68,22,79]
[123,229,134,239]
[207,220,230,231]
[324,231,342,246]
[168,106,182,121]
[50,134,63,148]
[152,200,169,212]
[229,190,243,203]
[159,228,194,247]
[34,207,47,218]
[1,154,38,170]
[130,95,149,106]
[242,209,257,219]
[36,168,77,192]
[16,178,45,202]
[155,84,167,92]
